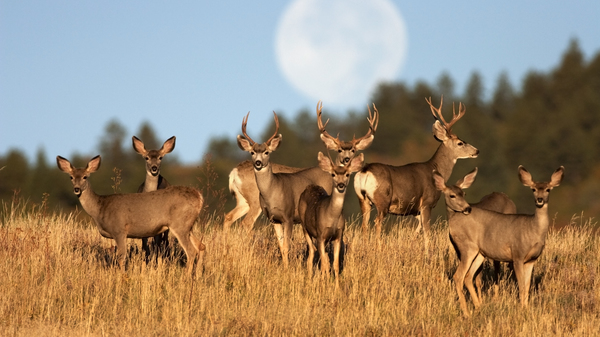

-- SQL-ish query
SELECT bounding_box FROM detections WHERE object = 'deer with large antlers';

[224,101,378,231]
[299,152,364,281]
[132,135,176,260]
[354,96,479,236]
[57,155,205,276]
[434,165,564,317]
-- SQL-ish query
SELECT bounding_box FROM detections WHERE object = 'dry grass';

[1,199,599,336]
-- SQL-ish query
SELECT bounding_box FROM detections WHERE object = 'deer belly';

[388,197,419,215]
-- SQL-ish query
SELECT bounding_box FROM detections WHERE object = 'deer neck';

[428,144,456,181]
[143,172,160,192]
[533,203,551,235]
[78,185,102,220]
[328,189,346,216]
[253,163,277,192]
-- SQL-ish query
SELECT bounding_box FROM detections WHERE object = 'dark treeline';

[2,40,599,226]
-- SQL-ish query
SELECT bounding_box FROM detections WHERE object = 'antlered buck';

[224,101,377,231]
[57,155,205,276]
[434,165,564,317]
[354,96,479,236]
[299,152,364,281]
[132,135,176,259]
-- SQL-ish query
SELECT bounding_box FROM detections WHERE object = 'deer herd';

[56,96,564,317]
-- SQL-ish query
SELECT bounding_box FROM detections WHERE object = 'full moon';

[275,0,408,108]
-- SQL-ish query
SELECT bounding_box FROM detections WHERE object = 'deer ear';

[457,167,478,189]
[432,121,449,142]
[132,136,147,155]
[348,153,365,173]
[268,134,282,151]
[161,136,176,154]
[320,133,340,150]
[237,135,253,152]
[317,152,333,173]
[56,156,73,174]
[354,135,374,151]
[432,170,446,191]
[87,156,101,173]
[518,165,534,187]
[549,166,564,188]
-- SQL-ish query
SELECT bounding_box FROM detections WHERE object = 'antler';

[266,111,280,144]
[241,111,280,145]
[316,100,339,144]
[425,96,466,133]
[352,103,379,144]
[241,112,256,145]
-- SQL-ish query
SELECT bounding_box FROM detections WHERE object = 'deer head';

[56,155,101,197]
[433,167,478,215]
[237,111,282,171]
[426,96,479,160]
[317,100,378,166]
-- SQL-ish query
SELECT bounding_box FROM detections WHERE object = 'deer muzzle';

[73,187,82,197]
[151,166,159,176]
[462,206,472,215]
[336,183,347,193]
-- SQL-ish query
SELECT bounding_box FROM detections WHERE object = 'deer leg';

[453,249,478,317]
[303,229,316,277]
[492,260,501,297]
[357,193,372,235]
[190,233,206,276]
[115,235,128,272]
[141,237,150,263]
[520,261,535,306]
[169,229,198,276]
[240,202,262,232]
[318,239,330,278]
[512,261,528,306]
[272,222,288,266]
[332,237,342,281]
[223,194,250,232]
[373,207,388,237]
[465,254,485,308]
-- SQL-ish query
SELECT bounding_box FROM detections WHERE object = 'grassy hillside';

[1,198,599,336]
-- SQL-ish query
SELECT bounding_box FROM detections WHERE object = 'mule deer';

[434,165,564,317]
[434,168,516,303]
[132,135,176,259]
[224,101,378,231]
[299,152,364,281]
[57,155,205,276]
[354,96,479,236]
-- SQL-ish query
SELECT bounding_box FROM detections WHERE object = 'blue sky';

[1,1,599,164]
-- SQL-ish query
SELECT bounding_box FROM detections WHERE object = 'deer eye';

[331,173,335,177]
[338,149,342,153]
[457,141,464,146]
[531,188,536,192]
[70,176,73,180]
[450,195,456,199]
[83,176,88,180]
[346,173,350,177]
[145,156,150,160]
[546,188,550,192]
[264,151,269,155]
[351,150,355,153]
[250,152,255,155]
[159,156,163,160]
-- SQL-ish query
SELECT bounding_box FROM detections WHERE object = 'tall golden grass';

[1,197,598,336]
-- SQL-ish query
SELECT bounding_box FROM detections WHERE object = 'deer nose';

[463,206,472,215]
[151,166,159,175]
[74,187,81,195]
[254,160,263,170]
[343,157,350,164]
[336,183,346,191]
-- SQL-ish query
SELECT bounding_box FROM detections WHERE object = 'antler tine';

[316,100,337,142]
[445,102,466,132]
[352,103,379,143]
[425,95,449,127]
[241,112,256,145]
[265,111,280,144]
